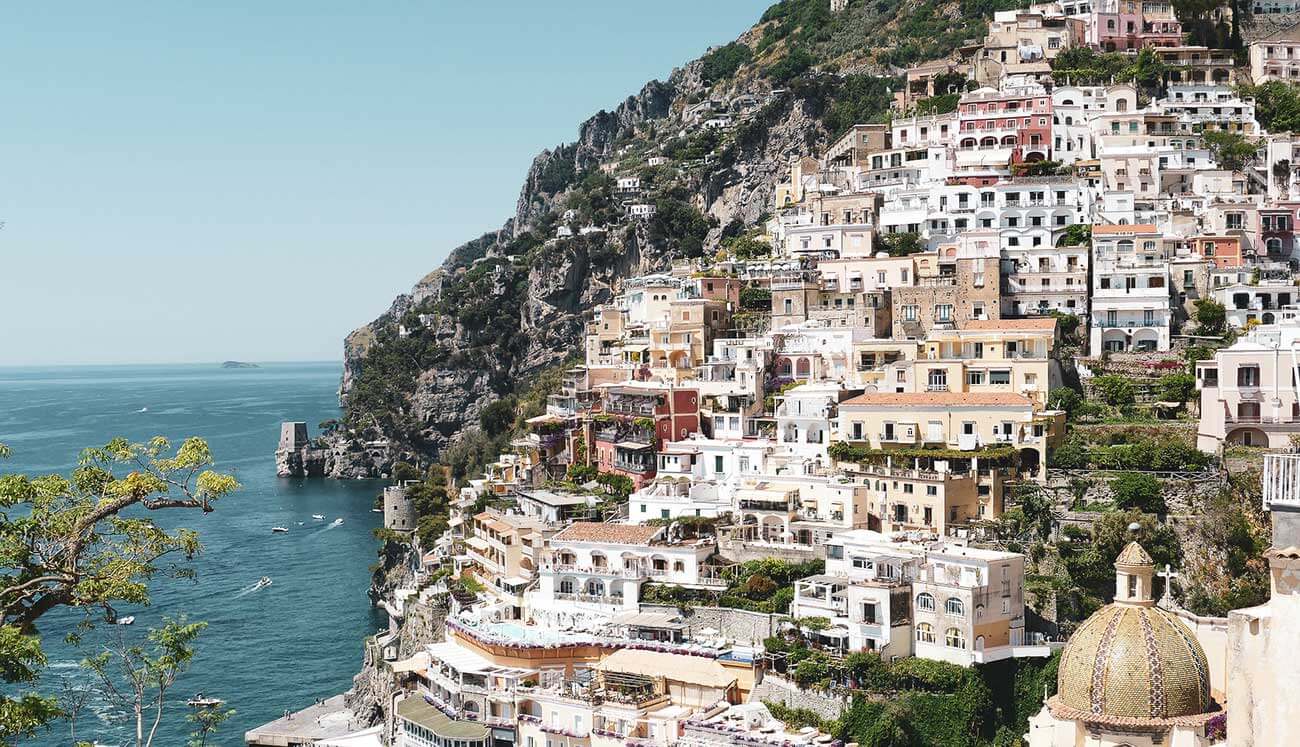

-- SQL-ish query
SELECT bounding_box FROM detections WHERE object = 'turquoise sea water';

[0,362,384,746]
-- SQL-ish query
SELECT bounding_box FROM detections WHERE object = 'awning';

[427,641,494,675]
[597,649,736,688]
[616,441,653,450]
[395,698,489,741]
[390,651,431,675]
[465,537,490,553]
[612,611,685,629]
[501,576,530,588]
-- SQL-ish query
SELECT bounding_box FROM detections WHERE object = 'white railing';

[1263,453,1300,510]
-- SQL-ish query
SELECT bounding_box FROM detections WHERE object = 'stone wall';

[719,539,820,564]
[638,604,779,646]
[1046,467,1225,516]
[749,674,851,721]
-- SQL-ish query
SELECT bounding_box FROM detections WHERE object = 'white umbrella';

[696,626,720,637]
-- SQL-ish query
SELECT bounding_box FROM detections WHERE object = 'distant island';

[221,361,259,369]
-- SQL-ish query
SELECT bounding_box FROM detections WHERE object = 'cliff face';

[320,1,975,472]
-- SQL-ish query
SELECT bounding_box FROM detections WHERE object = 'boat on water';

[186,692,224,708]
[311,514,325,520]
[115,616,135,626]
[254,576,272,590]
[271,526,289,533]
[371,507,383,513]
[331,518,344,526]
[136,407,148,413]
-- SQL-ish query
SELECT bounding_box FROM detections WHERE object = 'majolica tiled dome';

[1056,543,1213,721]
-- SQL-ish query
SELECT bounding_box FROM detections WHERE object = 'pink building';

[1088,0,1182,52]
[957,84,1052,163]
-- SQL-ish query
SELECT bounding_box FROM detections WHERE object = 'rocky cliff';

[309,0,1001,475]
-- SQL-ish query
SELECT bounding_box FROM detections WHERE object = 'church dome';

[1056,542,1213,720]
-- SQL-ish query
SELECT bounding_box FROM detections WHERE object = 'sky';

[0,1,768,366]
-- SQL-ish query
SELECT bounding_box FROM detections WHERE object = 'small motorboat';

[254,576,272,590]
[187,693,224,708]
[115,616,135,626]
[331,518,344,526]
[311,514,325,521]
[371,508,383,513]
[271,526,289,533]
[296,521,304,526]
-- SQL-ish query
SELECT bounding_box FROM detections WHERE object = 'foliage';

[0,438,237,744]
[722,234,772,261]
[1011,159,1068,177]
[1091,375,1135,408]
[821,75,896,138]
[1180,481,1271,616]
[700,42,753,83]
[1239,81,1300,134]
[1203,130,1257,172]
[767,49,816,84]
[829,441,1018,466]
[1049,429,1211,471]
[1050,46,1130,85]
[1110,472,1166,514]
[740,285,772,311]
[186,703,234,747]
[479,398,516,437]
[878,232,925,257]
[1055,510,1180,622]
[81,618,207,747]
[649,187,717,258]
[717,558,824,614]
[1059,223,1091,247]
[1194,298,1227,336]
[915,93,959,116]
[1155,373,1196,403]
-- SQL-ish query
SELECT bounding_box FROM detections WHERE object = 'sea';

[0,362,385,746]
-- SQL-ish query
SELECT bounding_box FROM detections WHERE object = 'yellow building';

[911,318,1059,407]
[835,391,1062,519]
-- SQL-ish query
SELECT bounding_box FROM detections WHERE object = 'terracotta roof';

[1115,541,1154,567]
[962,318,1057,331]
[841,392,1033,407]
[552,522,662,546]
[1093,224,1158,235]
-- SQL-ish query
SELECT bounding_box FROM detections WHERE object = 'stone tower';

[278,422,308,451]
[384,482,417,533]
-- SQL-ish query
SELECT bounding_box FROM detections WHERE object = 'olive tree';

[0,437,239,744]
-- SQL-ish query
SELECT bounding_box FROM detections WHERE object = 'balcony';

[738,498,794,513]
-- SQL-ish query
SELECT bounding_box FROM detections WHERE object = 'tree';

[1092,375,1136,409]
[700,42,753,83]
[879,232,924,257]
[82,618,207,747]
[1047,388,1082,417]
[1194,298,1227,335]
[1203,130,1257,172]
[187,703,234,747]
[0,437,238,744]
[1110,472,1167,514]
[1156,372,1196,403]
[1059,223,1091,247]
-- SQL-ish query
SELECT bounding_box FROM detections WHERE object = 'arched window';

[946,627,966,649]
[916,592,935,611]
[945,598,964,616]
[916,623,935,643]
[585,578,605,597]
[559,577,576,595]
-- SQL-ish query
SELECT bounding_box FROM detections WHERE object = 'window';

[916,592,936,611]
[945,598,964,616]
[936,304,953,322]
[783,299,793,315]
[714,456,724,473]
[1238,365,1260,387]
[966,370,986,385]
[916,623,935,643]
[989,370,1011,385]
[903,305,918,321]
[928,369,948,391]
[945,627,966,649]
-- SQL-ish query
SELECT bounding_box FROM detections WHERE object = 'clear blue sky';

[0,1,767,366]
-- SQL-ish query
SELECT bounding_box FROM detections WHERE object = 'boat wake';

[233,577,272,598]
